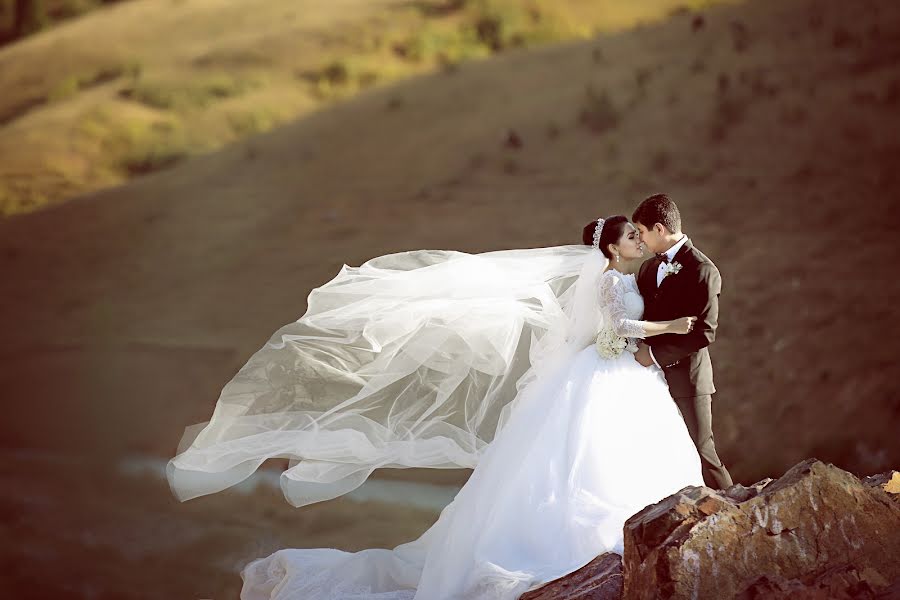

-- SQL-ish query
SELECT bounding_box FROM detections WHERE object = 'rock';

[736,564,884,599]
[622,486,734,566]
[621,459,900,599]
[721,477,774,503]
[521,552,622,600]
[520,459,899,599]
[863,470,900,505]
[874,579,900,599]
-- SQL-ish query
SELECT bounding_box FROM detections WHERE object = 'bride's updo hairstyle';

[582,215,630,260]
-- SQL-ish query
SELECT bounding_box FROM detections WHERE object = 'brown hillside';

[1,0,899,596]
[0,0,723,215]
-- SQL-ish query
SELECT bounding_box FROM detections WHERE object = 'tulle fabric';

[167,245,598,507]
[239,346,704,600]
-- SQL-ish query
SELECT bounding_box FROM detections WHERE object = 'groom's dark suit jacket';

[637,238,720,399]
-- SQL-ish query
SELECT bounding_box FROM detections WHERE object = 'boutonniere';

[661,261,683,280]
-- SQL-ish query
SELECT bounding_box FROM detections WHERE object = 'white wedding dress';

[238,269,704,600]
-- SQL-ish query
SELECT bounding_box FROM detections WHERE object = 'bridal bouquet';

[594,327,627,359]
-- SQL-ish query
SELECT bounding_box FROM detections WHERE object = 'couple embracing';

[168,193,733,600]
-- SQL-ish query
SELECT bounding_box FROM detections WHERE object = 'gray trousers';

[674,394,733,489]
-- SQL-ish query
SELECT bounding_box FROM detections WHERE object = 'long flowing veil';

[166,243,610,507]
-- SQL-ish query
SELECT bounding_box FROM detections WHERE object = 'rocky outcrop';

[623,459,900,599]
[524,459,900,599]
[520,552,622,600]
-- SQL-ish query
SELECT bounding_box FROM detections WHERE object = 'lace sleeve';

[598,271,647,338]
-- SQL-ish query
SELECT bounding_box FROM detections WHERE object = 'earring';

[615,254,620,262]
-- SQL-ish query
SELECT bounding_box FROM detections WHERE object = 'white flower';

[661,261,683,280]
[595,327,627,360]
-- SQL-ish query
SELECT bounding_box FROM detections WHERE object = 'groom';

[631,193,734,490]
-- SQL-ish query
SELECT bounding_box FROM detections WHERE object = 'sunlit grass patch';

[459,0,591,51]
[391,23,491,64]
[47,60,142,103]
[75,106,191,176]
[225,107,284,137]
[0,179,50,215]
[297,0,594,100]
[118,72,263,111]
[392,0,591,64]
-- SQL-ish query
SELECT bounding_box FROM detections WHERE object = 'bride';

[167,216,705,599]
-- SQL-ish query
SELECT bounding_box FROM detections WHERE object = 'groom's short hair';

[632,193,682,234]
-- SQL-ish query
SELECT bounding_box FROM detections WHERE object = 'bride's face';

[612,223,645,261]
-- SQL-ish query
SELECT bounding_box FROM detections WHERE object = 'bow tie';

[657,253,670,264]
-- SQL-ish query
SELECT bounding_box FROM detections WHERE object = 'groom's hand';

[634,343,655,367]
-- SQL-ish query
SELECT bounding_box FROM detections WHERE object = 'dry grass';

[0,0,734,216]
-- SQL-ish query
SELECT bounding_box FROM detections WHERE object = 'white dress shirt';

[650,234,688,368]
[656,234,689,287]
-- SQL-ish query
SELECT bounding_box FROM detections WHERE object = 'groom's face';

[635,223,664,254]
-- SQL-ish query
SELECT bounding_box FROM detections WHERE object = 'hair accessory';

[591,218,605,250]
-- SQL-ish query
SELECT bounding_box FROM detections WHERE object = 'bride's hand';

[670,316,697,335]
